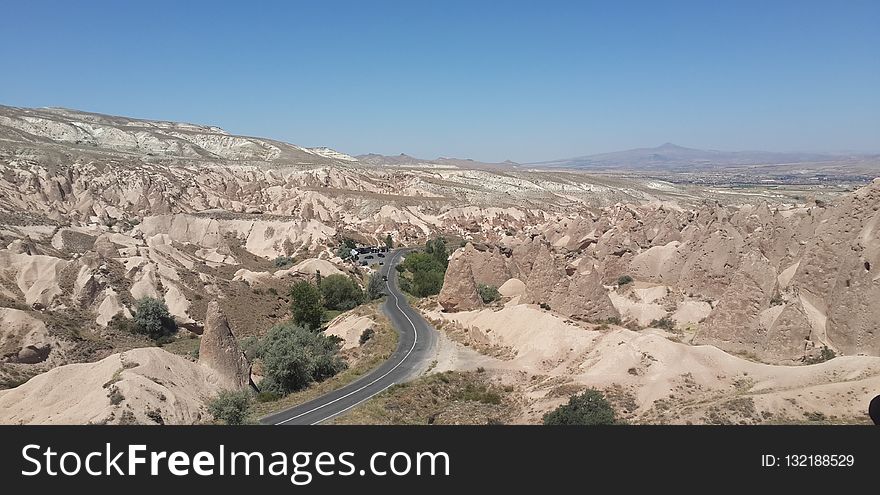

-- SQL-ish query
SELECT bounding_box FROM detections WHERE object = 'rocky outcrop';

[439,250,483,312]
[693,253,787,360]
[93,234,119,258]
[198,301,251,390]
[0,308,58,364]
[787,179,880,356]
[521,244,619,321]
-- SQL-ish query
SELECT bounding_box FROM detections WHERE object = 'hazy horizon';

[1,1,878,162]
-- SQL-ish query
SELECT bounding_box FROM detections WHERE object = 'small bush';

[337,245,353,260]
[617,275,633,286]
[268,287,278,296]
[543,389,617,425]
[273,256,294,268]
[208,390,253,425]
[107,386,124,406]
[145,407,164,425]
[359,327,375,345]
[539,302,551,310]
[804,345,836,365]
[477,284,501,303]
[133,297,176,340]
[649,317,676,331]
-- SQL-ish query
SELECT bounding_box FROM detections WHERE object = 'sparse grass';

[331,371,513,425]
[322,309,344,324]
[160,336,201,358]
[732,349,765,363]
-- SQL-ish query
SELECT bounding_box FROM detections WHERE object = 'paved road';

[261,248,437,425]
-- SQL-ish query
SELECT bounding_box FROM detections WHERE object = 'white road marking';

[274,251,419,425]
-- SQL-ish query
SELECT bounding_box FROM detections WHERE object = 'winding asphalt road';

[261,249,437,425]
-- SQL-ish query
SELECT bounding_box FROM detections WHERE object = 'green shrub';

[412,269,444,297]
[366,275,384,300]
[145,408,164,425]
[617,275,633,286]
[255,322,347,395]
[543,389,617,425]
[133,297,176,340]
[398,276,413,294]
[804,345,836,364]
[273,256,295,268]
[289,281,324,330]
[208,390,252,425]
[336,246,353,260]
[649,317,675,331]
[320,274,365,311]
[359,327,375,345]
[384,234,393,249]
[477,284,501,303]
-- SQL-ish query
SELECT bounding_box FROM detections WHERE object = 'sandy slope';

[0,348,227,425]
[325,314,376,350]
[427,303,880,424]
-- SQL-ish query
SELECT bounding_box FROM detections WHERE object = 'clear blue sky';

[1,0,877,162]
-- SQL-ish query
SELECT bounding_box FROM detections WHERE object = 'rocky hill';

[438,179,880,364]
[1,105,877,423]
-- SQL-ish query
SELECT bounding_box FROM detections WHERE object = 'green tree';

[412,269,444,297]
[366,274,384,300]
[208,389,252,425]
[256,322,347,395]
[425,237,448,268]
[132,297,176,340]
[477,284,501,303]
[384,234,393,249]
[320,274,364,311]
[289,281,324,330]
[543,389,617,425]
[336,245,353,260]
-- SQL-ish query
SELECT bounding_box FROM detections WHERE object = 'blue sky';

[1,0,877,162]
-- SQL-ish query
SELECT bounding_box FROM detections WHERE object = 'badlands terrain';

[0,104,878,424]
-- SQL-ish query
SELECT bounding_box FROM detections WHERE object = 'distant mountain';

[530,143,875,171]
[355,153,519,169]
